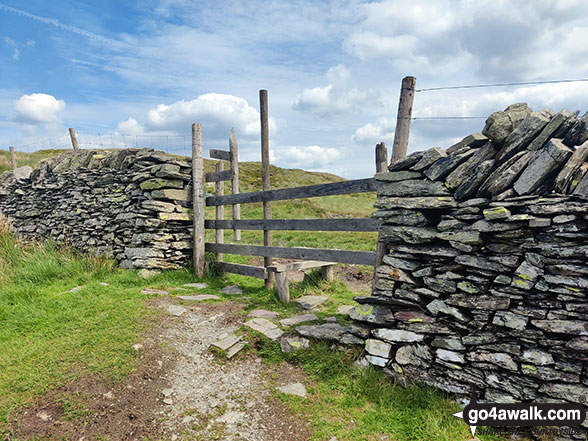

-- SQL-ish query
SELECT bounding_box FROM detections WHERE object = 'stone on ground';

[244,318,284,340]
[279,336,310,353]
[221,285,244,295]
[138,269,161,279]
[178,294,220,301]
[99,282,110,286]
[277,382,307,398]
[164,304,188,317]
[183,282,208,289]
[212,335,243,351]
[247,309,280,320]
[142,288,169,295]
[279,313,318,327]
[66,286,85,293]
[295,295,328,310]
[226,341,246,359]
[295,323,346,341]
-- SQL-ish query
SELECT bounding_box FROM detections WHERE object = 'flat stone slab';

[183,283,208,289]
[227,341,246,359]
[221,285,244,295]
[277,383,307,398]
[212,335,243,351]
[244,318,284,340]
[164,304,187,317]
[178,295,220,301]
[295,323,346,341]
[279,314,318,327]
[99,282,110,287]
[65,286,85,293]
[141,288,169,295]
[295,295,328,310]
[336,305,355,315]
[247,309,280,320]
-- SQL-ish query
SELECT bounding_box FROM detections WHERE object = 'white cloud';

[116,117,144,135]
[11,48,19,61]
[141,93,276,137]
[293,84,380,117]
[353,117,396,145]
[276,145,343,170]
[13,93,66,124]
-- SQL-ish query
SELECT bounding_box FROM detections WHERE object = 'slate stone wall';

[352,104,588,438]
[0,149,194,269]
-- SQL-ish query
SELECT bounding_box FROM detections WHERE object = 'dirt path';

[12,297,313,441]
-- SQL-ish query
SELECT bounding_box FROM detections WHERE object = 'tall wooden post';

[375,142,388,173]
[192,123,205,278]
[68,128,80,151]
[9,147,16,171]
[391,76,416,162]
[229,128,241,241]
[215,161,225,262]
[259,89,274,289]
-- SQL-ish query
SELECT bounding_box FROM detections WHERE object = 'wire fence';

[8,132,190,157]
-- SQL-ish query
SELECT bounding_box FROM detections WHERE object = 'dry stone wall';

[0,149,194,270]
[352,103,588,438]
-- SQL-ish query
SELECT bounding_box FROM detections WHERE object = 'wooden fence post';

[68,128,80,151]
[192,123,205,278]
[229,128,241,241]
[391,76,416,162]
[259,89,274,290]
[375,142,388,173]
[215,161,225,262]
[9,146,16,171]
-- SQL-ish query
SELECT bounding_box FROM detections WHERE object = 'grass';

[254,339,507,441]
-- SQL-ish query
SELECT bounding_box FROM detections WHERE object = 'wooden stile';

[205,218,379,232]
[210,149,231,161]
[260,90,274,289]
[376,142,388,173]
[192,123,205,278]
[205,169,232,182]
[229,128,241,241]
[215,161,224,262]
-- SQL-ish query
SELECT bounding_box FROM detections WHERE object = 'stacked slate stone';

[351,103,588,438]
[0,148,194,269]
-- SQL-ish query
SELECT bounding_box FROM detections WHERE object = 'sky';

[1,0,588,178]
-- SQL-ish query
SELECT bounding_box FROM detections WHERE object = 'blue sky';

[1,0,588,178]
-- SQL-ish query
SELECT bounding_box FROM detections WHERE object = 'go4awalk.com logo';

[453,398,586,437]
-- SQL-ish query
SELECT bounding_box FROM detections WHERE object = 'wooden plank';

[210,149,230,161]
[9,146,16,171]
[205,218,380,232]
[268,260,336,273]
[205,243,376,266]
[275,271,290,303]
[205,169,232,182]
[215,161,224,262]
[391,76,416,161]
[69,128,80,150]
[206,178,376,206]
[217,262,267,279]
[375,142,388,173]
[260,89,274,289]
[192,123,205,278]
[229,128,241,241]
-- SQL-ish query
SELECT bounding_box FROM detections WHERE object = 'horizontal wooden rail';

[209,149,231,161]
[205,169,232,183]
[216,262,267,279]
[206,178,376,206]
[205,243,376,266]
[205,218,380,232]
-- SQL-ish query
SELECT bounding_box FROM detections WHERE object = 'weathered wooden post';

[259,89,274,290]
[229,128,241,241]
[192,123,205,278]
[391,76,416,162]
[375,142,388,173]
[215,161,225,262]
[9,146,17,171]
[68,128,80,151]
